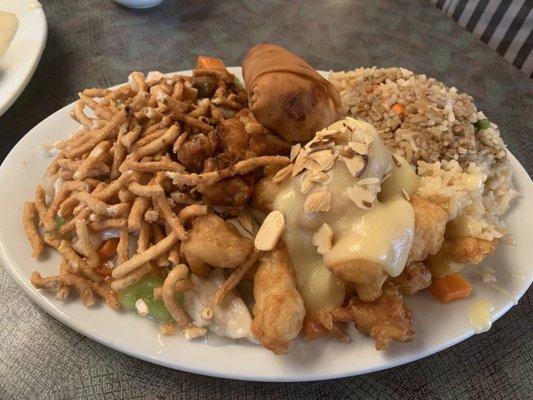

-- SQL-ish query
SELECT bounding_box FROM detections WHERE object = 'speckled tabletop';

[0,0,532,399]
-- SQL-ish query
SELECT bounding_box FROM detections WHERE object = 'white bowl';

[114,0,164,9]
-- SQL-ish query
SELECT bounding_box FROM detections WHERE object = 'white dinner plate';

[0,67,531,382]
[0,0,47,116]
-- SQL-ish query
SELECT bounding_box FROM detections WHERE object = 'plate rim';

[0,67,531,382]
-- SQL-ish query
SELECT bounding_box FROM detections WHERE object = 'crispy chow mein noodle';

[24,49,517,354]
[26,63,293,341]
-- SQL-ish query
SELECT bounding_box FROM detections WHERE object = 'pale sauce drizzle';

[0,12,18,58]
[274,118,417,317]
[468,299,495,334]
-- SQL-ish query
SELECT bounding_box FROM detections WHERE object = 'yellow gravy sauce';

[274,118,419,317]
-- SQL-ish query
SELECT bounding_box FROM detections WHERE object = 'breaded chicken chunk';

[181,214,254,277]
[390,262,432,295]
[217,110,291,159]
[330,281,414,350]
[407,195,447,264]
[252,241,305,354]
[328,260,388,302]
[445,236,497,264]
[199,176,252,207]
[427,236,497,277]
[252,174,279,213]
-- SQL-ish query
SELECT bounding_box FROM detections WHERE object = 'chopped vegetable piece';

[197,56,226,70]
[97,238,119,261]
[146,296,173,322]
[118,275,183,322]
[391,103,405,115]
[474,119,490,130]
[428,273,472,303]
[54,215,66,229]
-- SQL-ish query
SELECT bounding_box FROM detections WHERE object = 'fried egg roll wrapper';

[252,241,305,355]
[242,44,341,143]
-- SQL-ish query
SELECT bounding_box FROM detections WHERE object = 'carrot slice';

[391,103,406,115]
[428,273,472,303]
[196,56,226,70]
[97,238,119,261]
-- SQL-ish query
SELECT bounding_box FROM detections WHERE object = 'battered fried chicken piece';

[248,131,291,157]
[203,151,237,171]
[217,110,291,158]
[330,281,414,350]
[407,195,447,264]
[216,118,251,156]
[328,260,388,302]
[426,236,497,277]
[446,236,497,264]
[252,174,279,212]
[177,133,217,172]
[390,262,432,295]
[199,176,252,207]
[252,241,305,355]
[181,214,254,277]
[235,109,291,156]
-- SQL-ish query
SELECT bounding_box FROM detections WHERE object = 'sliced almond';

[339,146,356,158]
[254,210,286,251]
[358,176,381,196]
[391,153,402,168]
[358,177,380,186]
[308,169,331,185]
[350,129,373,145]
[401,188,411,201]
[342,154,367,177]
[316,127,339,138]
[307,142,335,153]
[309,149,336,170]
[272,164,294,183]
[345,185,375,210]
[312,223,334,255]
[303,190,331,213]
[301,169,330,193]
[342,121,354,132]
[292,150,307,177]
[290,143,301,162]
[302,157,322,172]
[306,130,338,150]
[348,141,369,155]
[300,172,315,194]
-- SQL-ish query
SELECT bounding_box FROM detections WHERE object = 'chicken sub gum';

[273,117,420,318]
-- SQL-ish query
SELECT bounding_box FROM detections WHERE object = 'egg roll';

[242,44,341,143]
